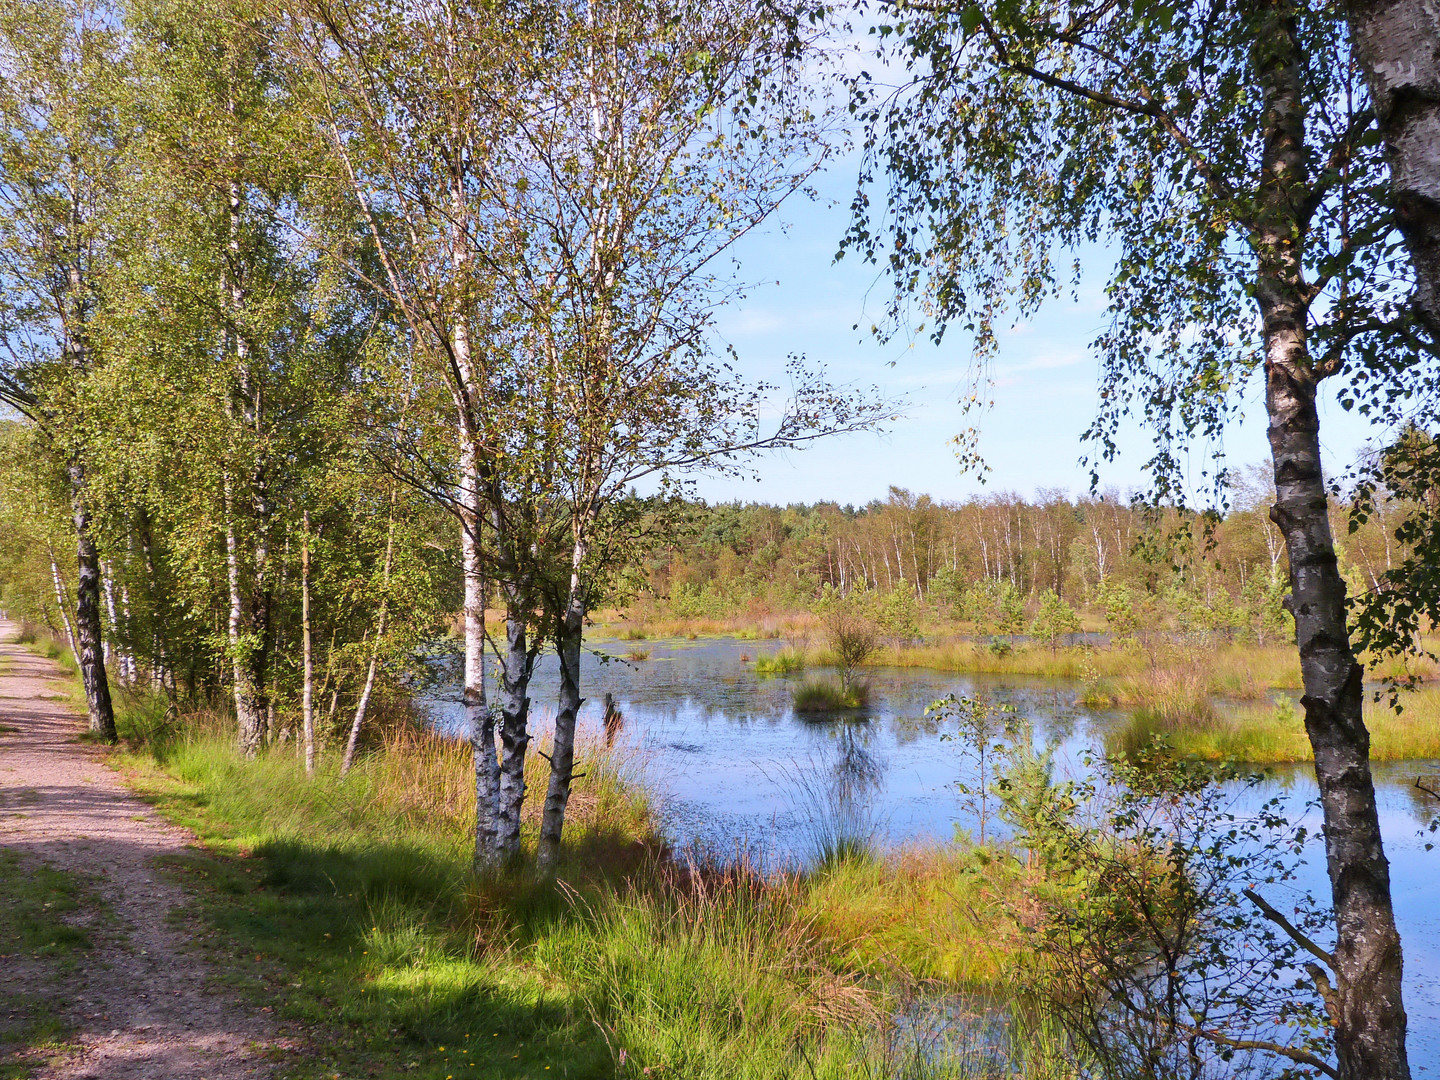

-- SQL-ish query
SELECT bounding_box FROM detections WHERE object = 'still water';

[423,635,1440,1068]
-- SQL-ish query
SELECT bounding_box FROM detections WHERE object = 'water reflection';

[421,634,1440,1063]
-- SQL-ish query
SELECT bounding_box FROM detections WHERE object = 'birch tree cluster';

[0,0,884,868]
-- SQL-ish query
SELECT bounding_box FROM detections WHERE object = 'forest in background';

[5,463,1425,725]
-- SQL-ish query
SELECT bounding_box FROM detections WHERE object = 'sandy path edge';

[0,618,292,1080]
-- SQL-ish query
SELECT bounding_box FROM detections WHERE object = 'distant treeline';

[627,476,1411,642]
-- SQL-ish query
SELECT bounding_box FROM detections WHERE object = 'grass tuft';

[754,648,806,677]
[792,678,871,713]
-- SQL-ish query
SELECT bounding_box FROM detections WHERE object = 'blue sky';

[697,157,1378,509]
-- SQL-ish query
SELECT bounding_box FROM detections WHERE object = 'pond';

[423,634,1440,1067]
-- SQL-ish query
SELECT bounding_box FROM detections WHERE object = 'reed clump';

[754,647,806,676]
[792,677,870,713]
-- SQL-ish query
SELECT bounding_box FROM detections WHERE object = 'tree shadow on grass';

[154,836,628,1080]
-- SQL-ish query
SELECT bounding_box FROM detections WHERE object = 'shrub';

[816,586,880,692]
[1028,589,1081,653]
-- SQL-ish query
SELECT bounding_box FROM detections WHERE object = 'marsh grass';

[754,647,806,676]
[779,756,881,868]
[793,677,871,713]
[1109,684,1440,763]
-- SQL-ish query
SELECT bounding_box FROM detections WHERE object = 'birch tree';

[112,0,322,753]
[283,0,557,866]
[849,1,1432,1076]
[494,0,890,873]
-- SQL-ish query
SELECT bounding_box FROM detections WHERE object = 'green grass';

[792,678,870,713]
[0,850,99,965]
[1108,685,1440,763]
[753,648,806,677]
[0,850,106,1077]
[105,703,1073,1079]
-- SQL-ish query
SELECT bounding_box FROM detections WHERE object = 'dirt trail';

[0,619,289,1079]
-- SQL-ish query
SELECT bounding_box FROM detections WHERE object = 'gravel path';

[0,619,289,1079]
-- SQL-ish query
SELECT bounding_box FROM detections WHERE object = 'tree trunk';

[461,438,500,872]
[68,460,116,742]
[302,511,315,775]
[1347,0,1440,331]
[225,479,268,756]
[1265,360,1411,1080]
[494,589,534,861]
[136,511,173,696]
[341,512,395,777]
[537,545,586,875]
[100,560,117,669]
[1255,9,1411,1077]
[48,545,78,659]
[118,580,136,685]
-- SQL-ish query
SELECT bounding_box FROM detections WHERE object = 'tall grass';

[1109,684,1440,763]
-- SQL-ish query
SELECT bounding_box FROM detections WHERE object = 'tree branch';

[1242,887,1336,969]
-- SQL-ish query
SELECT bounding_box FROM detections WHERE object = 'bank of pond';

[97,634,1438,1076]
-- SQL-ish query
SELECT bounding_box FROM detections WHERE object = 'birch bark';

[302,511,314,775]
[537,540,587,874]
[1347,0,1440,331]
[48,545,78,658]
[494,590,534,860]
[1255,10,1410,1076]
[69,457,115,741]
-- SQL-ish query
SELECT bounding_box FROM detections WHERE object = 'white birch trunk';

[48,547,78,658]
[301,512,314,775]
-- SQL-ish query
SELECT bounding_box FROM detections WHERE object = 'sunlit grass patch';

[801,846,1036,991]
[1108,684,1440,763]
